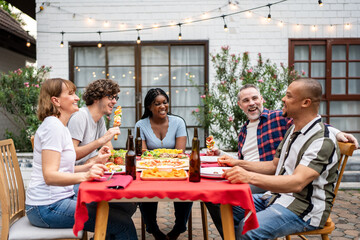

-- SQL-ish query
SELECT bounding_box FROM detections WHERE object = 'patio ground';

[1,190,359,239]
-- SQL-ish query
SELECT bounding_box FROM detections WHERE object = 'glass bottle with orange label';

[125,134,136,180]
[189,128,201,182]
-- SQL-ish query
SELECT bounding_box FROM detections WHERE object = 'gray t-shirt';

[67,106,107,165]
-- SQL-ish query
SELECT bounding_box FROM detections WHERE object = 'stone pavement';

[1,190,359,239]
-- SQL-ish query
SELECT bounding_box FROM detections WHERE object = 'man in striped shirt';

[217,78,342,239]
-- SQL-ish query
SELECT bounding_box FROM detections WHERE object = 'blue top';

[134,115,187,150]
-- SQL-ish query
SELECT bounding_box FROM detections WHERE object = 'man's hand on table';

[218,155,242,167]
[222,166,251,184]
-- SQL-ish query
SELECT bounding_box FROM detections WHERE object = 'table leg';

[200,202,209,240]
[220,204,235,240]
[94,201,109,240]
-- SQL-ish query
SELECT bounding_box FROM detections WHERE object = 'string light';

[311,25,317,31]
[97,31,102,48]
[318,0,323,7]
[201,12,209,19]
[178,23,182,40]
[103,21,110,27]
[26,31,31,47]
[38,0,358,49]
[136,30,141,44]
[60,31,64,47]
[267,4,272,22]
[222,15,228,32]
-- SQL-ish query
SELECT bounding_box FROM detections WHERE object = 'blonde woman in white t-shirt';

[25,78,138,240]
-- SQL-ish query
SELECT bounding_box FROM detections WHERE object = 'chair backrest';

[0,139,26,240]
[333,141,356,205]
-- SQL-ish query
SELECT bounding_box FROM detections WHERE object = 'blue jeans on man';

[206,194,318,239]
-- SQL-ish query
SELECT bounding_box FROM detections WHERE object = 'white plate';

[200,156,220,163]
[200,167,231,179]
[104,166,125,174]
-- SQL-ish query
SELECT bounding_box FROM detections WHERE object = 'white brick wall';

[35,0,360,76]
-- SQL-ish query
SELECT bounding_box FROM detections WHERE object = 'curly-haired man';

[67,79,121,165]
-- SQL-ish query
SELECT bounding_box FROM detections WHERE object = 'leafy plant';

[0,0,26,26]
[190,46,302,151]
[0,66,51,151]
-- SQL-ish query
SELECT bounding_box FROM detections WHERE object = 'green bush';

[0,66,51,151]
[190,46,302,151]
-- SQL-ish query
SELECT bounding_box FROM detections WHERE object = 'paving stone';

[337,224,357,230]
[344,230,360,237]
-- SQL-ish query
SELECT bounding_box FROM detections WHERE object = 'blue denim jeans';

[206,194,318,239]
[139,202,193,233]
[26,184,138,240]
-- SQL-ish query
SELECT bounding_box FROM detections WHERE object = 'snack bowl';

[140,168,188,181]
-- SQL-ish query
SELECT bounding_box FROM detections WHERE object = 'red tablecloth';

[73,173,259,236]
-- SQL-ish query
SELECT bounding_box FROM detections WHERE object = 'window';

[69,41,208,149]
[289,39,360,141]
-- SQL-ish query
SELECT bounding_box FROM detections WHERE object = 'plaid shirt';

[238,108,293,161]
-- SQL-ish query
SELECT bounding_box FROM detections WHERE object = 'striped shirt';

[270,116,339,228]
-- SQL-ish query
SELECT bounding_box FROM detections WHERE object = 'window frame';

[68,40,209,147]
[289,38,360,136]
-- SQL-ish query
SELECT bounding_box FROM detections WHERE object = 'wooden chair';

[285,141,356,240]
[0,139,87,240]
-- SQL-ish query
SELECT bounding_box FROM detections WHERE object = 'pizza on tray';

[137,158,189,169]
[141,149,188,160]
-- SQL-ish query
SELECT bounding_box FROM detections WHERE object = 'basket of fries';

[140,167,188,181]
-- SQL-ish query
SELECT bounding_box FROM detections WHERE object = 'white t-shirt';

[26,116,76,206]
[242,120,260,162]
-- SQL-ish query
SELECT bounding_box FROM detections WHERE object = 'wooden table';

[73,174,259,240]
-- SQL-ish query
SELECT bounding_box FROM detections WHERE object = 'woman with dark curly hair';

[68,79,122,165]
[135,88,192,240]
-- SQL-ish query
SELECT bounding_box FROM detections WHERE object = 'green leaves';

[0,66,51,151]
[190,46,298,151]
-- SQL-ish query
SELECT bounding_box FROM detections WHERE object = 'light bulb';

[97,42,102,48]
[137,36,141,44]
[267,14,272,22]
[224,24,228,31]
[60,41,64,48]
[178,33,182,40]
[26,40,31,47]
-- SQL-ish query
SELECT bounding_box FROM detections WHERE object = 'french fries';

[142,167,187,178]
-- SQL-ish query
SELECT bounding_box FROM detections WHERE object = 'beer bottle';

[125,128,132,148]
[189,128,201,182]
[135,127,142,156]
[125,135,136,180]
